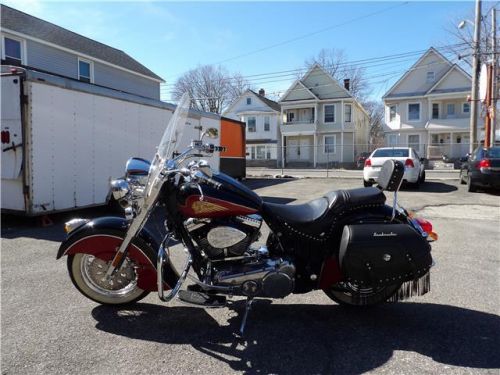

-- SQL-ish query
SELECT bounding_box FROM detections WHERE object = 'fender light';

[64,218,90,234]
[414,217,438,241]
[364,159,371,167]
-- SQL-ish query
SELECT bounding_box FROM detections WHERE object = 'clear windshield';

[145,93,191,197]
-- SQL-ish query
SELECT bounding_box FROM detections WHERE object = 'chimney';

[343,79,350,91]
[258,88,265,97]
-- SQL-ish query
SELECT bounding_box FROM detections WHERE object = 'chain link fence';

[245,142,473,170]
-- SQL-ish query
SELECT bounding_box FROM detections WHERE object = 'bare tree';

[363,100,385,147]
[303,48,371,101]
[172,65,251,114]
[443,5,496,68]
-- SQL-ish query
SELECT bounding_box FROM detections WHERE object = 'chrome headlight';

[110,179,130,200]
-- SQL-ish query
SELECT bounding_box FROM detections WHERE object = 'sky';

[2,1,490,102]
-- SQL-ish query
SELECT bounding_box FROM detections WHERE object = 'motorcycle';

[57,94,437,335]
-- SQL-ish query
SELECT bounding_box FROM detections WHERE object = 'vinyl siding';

[26,36,78,78]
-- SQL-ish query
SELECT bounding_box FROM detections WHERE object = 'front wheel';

[324,282,401,306]
[68,253,150,305]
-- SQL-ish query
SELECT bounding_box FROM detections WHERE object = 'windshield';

[372,148,409,158]
[145,93,191,197]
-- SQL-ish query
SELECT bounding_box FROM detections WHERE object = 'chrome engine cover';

[214,258,296,298]
[207,226,247,249]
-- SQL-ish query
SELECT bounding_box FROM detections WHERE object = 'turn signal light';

[405,158,414,168]
[478,159,491,168]
[364,159,371,167]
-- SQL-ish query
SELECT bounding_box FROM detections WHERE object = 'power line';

[211,1,410,65]
[160,43,469,89]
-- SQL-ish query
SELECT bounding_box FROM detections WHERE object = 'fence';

[245,142,473,170]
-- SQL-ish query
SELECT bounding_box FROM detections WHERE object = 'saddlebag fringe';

[389,271,430,302]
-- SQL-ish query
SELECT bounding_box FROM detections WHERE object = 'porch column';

[449,132,453,159]
[313,133,317,168]
[340,132,344,164]
[281,134,285,169]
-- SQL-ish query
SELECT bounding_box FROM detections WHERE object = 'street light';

[458,19,474,29]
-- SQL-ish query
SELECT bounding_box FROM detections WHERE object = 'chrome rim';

[80,254,139,298]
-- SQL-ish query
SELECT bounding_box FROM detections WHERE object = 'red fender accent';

[64,234,168,292]
[319,257,343,290]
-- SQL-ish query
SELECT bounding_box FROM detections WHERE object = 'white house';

[279,64,370,167]
[382,47,478,159]
[223,89,281,167]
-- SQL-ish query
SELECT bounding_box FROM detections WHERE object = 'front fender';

[57,216,178,291]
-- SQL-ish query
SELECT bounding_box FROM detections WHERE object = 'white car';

[363,147,426,187]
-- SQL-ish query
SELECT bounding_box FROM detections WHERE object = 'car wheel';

[467,175,477,192]
[363,180,373,187]
[459,170,466,185]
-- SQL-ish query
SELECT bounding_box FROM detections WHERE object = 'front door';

[299,137,310,161]
[286,137,311,162]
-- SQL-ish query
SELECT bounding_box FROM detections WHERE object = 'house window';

[408,134,420,153]
[247,117,256,132]
[432,103,439,119]
[286,112,295,123]
[344,104,352,123]
[389,105,397,122]
[78,58,93,83]
[3,37,23,65]
[266,147,272,159]
[408,103,420,121]
[246,97,252,105]
[256,146,266,159]
[324,105,335,123]
[264,116,270,131]
[388,134,398,146]
[426,71,435,83]
[447,103,455,117]
[463,102,470,113]
[324,135,336,153]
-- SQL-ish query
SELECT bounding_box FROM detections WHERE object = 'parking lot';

[1,177,499,374]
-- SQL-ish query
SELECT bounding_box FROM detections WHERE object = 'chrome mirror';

[201,127,218,140]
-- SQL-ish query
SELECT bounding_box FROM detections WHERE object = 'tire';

[363,180,373,187]
[68,253,150,305]
[324,282,401,307]
[420,170,426,184]
[459,170,466,185]
[467,174,478,192]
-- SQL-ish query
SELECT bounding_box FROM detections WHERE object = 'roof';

[0,4,163,82]
[248,90,281,111]
[425,118,470,130]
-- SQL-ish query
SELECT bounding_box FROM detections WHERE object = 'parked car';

[363,147,425,187]
[356,152,371,169]
[459,146,500,192]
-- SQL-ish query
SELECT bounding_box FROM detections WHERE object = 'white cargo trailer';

[1,67,227,215]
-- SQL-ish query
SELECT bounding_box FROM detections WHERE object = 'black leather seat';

[262,187,386,226]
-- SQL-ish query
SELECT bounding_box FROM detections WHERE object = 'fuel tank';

[177,172,262,218]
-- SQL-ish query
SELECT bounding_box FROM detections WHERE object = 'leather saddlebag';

[339,223,432,287]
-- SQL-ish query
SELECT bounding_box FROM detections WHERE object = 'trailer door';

[1,74,23,179]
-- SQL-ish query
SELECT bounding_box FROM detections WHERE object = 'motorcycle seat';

[262,187,386,225]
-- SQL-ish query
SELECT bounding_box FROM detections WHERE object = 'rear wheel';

[420,170,426,184]
[467,174,477,192]
[68,253,150,305]
[324,282,401,306]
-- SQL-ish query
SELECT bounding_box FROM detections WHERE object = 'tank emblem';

[191,200,228,214]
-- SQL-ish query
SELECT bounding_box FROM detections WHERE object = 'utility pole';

[470,0,482,153]
[491,8,497,145]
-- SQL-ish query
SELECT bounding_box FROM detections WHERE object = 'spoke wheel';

[68,253,149,305]
[324,282,400,306]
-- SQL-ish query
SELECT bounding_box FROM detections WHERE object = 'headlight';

[110,179,130,200]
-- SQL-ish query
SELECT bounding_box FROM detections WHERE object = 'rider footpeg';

[178,290,226,308]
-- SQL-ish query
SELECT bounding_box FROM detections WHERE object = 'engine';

[186,215,262,258]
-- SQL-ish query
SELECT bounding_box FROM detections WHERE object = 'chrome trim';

[64,218,90,234]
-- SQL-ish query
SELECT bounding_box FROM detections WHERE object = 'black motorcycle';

[58,94,436,334]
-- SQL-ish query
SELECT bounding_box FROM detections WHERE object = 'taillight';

[478,159,491,168]
[1,130,10,144]
[364,159,371,167]
[405,158,414,168]
[415,217,432,233]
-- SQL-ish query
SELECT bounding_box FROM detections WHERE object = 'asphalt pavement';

[1,178,499,374]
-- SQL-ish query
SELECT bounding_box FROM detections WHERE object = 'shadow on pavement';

[402,181,458,193]
[92,301,499,374]
[243,178,296,190]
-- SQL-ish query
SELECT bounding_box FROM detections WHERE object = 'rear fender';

[57,216,177,291]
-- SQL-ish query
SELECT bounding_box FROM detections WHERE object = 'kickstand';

[239,297,254,336]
